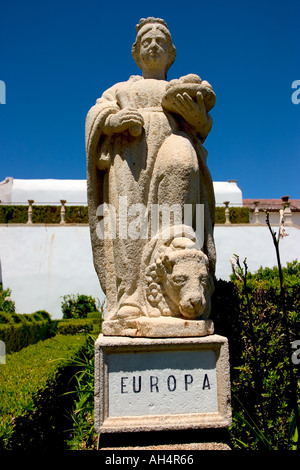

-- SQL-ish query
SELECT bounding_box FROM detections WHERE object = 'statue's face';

[139,27,170,72]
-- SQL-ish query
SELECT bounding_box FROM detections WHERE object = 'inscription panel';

[108,349,218,417]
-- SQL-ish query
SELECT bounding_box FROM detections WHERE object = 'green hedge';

[0,205,28,224]
[32,206,61,224]
[56,319,93,335]
[0,205,89,224]
[0,334,89,450]
[215,206,250,224]
[65,206,89,224]
[0,310,53,353]
[56,316,102,335]
[0,205,250,224]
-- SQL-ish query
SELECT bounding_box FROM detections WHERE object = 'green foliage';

[0,204,250,225]
[61,294,104,319]
[235,259,300,286]
[229,206,250,224]
[0,205,28,224]
[0,310,53,353]
[31,206,61,224]
[215,207,226,224]
[0,285,15,313]
[215,206,250,224]
[32,310,52,321]
[65,206,89,224]
[212,259,300,450]
[0,334,89,450]
[64,335,98,450]
[86,311,102,319]
[56,319,94,336]
[0,204,89,224]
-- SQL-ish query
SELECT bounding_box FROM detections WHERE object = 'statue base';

[102,316,214,337]
[95,334,231,448]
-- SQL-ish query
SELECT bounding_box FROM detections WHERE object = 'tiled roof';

[243,198,300,211]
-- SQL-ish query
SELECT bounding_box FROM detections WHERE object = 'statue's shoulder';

[112,75,142,90]
[128,75,143,82]
[94,76,143,104]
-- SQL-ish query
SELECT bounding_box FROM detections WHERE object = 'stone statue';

[86,17,216,336]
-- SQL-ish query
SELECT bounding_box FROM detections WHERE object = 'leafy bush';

[0,286,15,313]
[211,259,300,450]
[61,294,103,319]
[0,334,89,450]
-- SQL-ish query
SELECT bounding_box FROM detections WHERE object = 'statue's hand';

[171,91,212,136]
[103,108,144,136]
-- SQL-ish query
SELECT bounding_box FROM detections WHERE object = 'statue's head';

[132,17,176,76]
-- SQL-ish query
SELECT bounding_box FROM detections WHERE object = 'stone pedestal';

[102,317,214,338]
[95,334,231,448]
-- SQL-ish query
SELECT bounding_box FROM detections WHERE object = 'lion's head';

[145,237,214,319]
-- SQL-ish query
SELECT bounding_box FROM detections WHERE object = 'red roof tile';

[243,198,300,211]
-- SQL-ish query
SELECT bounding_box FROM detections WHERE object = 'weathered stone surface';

[95,334,232,434]
[86,17,216,336]
[101,442,231,450]
[102,316,214,337]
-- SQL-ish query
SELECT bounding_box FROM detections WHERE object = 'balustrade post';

[60,200,66,224]
[224,201,230,225]
[282,196,292,226]
[27,200,34,224]
[253,200,260,224]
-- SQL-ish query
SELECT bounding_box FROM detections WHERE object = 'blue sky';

[1,0,299,199]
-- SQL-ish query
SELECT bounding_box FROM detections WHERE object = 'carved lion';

[145,238,214,319]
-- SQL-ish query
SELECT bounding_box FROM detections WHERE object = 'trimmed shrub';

[0,334,89,450]
[0,311,16,324]
[229,206,249,223]
[215,207,226,224]
[0,205,28,224]
[0,311,53,353]
[56,316,102,336]
[31,206,61,224]
[56,319,93,335]
[0,204,89,224]
[32,310,52,321]
[65,206,88,224]
[0,204,250,225]
[215,206,250,224]
[86,311,102,319]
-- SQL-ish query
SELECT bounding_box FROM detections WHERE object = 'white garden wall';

[0,178,243,207]
[0,225,103,318]
[0,223,299,319]
[214,225,300,280]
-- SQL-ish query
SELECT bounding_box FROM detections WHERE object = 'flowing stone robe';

[86,75,216,320]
